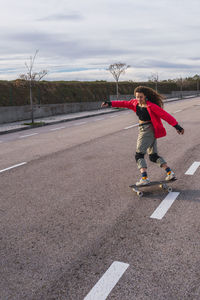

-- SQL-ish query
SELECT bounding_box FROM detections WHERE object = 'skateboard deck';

[130,178,177,197]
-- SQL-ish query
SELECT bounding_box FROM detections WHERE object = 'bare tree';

[175,76,188,99]
[108,62,130,99]
[149,72,159,92]
[19,50,48,124]
[193,74,200,96]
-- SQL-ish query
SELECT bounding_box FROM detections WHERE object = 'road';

[0,97,200,300]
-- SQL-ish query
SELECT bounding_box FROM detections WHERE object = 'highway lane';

[0,111,134,170]
[0,97,200,299]
[0,97,199,167]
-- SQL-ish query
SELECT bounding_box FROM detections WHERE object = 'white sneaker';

[165,170,176,181]
[136,177,150,186]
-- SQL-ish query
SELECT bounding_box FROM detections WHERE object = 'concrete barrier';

[0,102,102,124]
[171,90,198,97]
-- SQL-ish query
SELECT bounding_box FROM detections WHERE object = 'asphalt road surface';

[0,97,200,300]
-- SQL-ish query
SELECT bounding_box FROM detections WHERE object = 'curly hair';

[134,86,164,108]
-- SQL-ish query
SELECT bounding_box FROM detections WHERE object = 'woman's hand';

[101,102,108,108]
[174,124,184,135]
[101,101,111,108]
[176,128,184,135]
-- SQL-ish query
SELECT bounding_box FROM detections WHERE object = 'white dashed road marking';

[84,261,129,300]
[174,110,183,113]
[19,133,38,138]
[74,122,87,126]
[124,124,138,130]
[0,162,27,173]
[150,192,180,220]
[185,162,200,175]
[96,118,105,121]
[50,126,66,131]
[109,115,118,118]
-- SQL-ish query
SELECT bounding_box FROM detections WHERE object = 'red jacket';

[111,99,178,138]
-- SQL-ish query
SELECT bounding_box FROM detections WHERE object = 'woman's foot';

[136,177,150,186]
[165,170,176,181]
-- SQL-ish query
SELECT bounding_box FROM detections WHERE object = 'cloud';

[1,30,133,61]
[1,0,200,81]
[38,13,84,22]
[189,57,200,61]
[141,60,192,69]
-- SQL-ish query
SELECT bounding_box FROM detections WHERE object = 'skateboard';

[129,178,177,197]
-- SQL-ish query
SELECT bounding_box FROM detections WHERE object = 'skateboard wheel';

[162,183,168,190]
[168,187,173,192]
[137,191,143,197]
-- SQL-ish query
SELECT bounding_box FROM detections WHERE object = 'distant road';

[1,97,200,300]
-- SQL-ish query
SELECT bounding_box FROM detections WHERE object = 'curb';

[0,108,123,135]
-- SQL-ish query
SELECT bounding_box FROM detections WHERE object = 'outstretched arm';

[101,99,136,110]
[150,103,184,135]
[150,104,177,125]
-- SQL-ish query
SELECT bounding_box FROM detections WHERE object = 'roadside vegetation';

[0,76,199,107]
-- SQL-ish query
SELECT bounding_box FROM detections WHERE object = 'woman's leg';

[148,139,166,167]
[135,124,155,184]
[148,141,175,180]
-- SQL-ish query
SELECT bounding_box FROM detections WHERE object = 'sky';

[0,0,200,82]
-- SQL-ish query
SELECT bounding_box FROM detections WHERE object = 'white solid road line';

[50,126,66,131]
[150,192,180,220]
[124,124,138,130]
[84,261,129,300]
[19,133,38,138]
[0,162,27,173]
[185,162,200,175]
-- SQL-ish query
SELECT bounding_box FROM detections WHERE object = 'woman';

[101,86,184,186]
